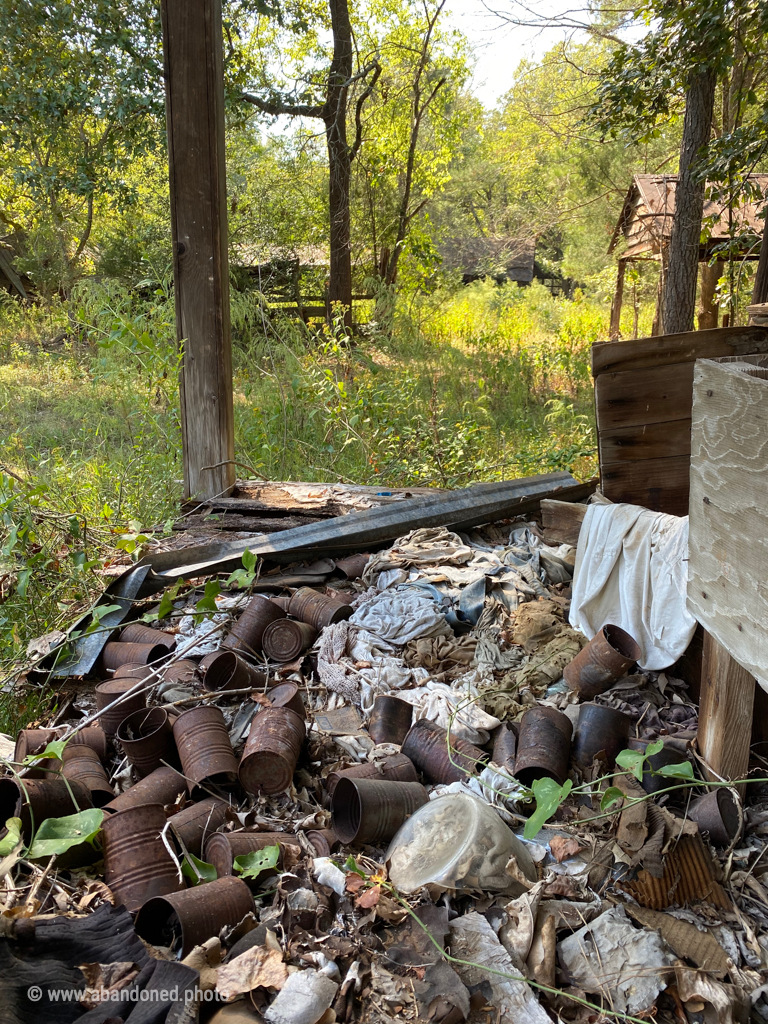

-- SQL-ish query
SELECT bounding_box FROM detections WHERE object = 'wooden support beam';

[161,0,235,501]
[540,499,588,547]
[697,259,723,330]
[609,258,626,341]
[698,630,755,787]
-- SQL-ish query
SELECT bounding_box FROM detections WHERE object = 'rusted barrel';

[200,650,267,692]
[120,623,176,649]
[62,745,114,807]
[401,719,487,784]
[332,778,429,846]
[325,754,418,798]
[102,766,186,814]
[491,723,517,773]
[172,706,238,790]
[135,875,255,957]
[204,832,301,877]
[116,707,176,778]
[102,803,185,913]
[572,703,631,768]
[239,707,305,795]
[368,696,413,746]
[305,829,340,857]
[103,642,169,671]
[688,789,741,846]
[513,707,573,787]
[168,796,230,857]
[268,681,306,719]
[262,619,317,663]
[288,587,352,629]
[223,594,285,655]
[564,624,641,699]
[95,678,147,737]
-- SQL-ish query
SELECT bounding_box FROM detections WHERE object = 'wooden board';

[698,630,755,787]
[595,363,694,431]
[161,0,235,501]
[540,499,588,546]
[688,356,768,686]
[600,456,690,515]
[592,325,768,376]
[599,418,692,464]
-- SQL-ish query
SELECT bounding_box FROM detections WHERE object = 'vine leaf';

[234,844,280,880]
[523,778,572,840]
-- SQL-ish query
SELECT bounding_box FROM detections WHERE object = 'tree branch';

[349,60,382,161]
[241,92,324,119]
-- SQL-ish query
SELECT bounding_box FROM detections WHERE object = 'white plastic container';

[385,792,537,895]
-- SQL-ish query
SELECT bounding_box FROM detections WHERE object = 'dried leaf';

[549,836,583,863]
[345,872,366,894]
[216,945,288,1002]
[356,884,381,909]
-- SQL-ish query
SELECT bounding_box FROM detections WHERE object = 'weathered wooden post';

[161,0,235,501]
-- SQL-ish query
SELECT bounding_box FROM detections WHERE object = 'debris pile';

[3,508,768,1024]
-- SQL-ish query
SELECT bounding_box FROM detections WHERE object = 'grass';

[0,276,631,715]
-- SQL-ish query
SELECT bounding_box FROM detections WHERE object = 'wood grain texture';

[540,499,587,546]
[600,456,690,514]
[698,630,755,786]
[161,0,235,501]
[599,418,692,464]
[688,356,768,685]
[595,363,694,431]
[592,325,768,376]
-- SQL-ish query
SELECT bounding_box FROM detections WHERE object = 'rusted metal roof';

[609,173,768,259]
[439,235,536,283]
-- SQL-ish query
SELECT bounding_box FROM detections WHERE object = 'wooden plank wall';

[592,325,768,514]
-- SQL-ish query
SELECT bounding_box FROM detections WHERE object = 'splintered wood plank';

[592,325,768,377]
[698,631,755,787]
[599,418,692,464]
[161,0,235,501]
[688,356,768,686]
[595,363,694,432]
[540,499,588,546]
[600,456,690,514]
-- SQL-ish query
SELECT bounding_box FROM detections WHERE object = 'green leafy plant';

[615,739,664,782]
[26,808,103,859]
[181,852,217,885]
[523,778,573,840]
[234,844,280,880]
[0,817,23,856]
[194,580,223,620]
[226,549,258,589]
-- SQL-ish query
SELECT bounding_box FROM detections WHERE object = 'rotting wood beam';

[698,630,755,790]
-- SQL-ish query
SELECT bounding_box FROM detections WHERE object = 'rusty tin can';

[103,642,169,671]
[288,587,352,629]
[513,706,573,787]
[628,738,691,795]
[368,696,413,746]
[564,624,641,699]
[61,745,114,806]
[332,778,429,846]
[223,594,286,656]
[13,778,93,834]
[95,678,147,737]
[401,719,487,784]
[120,623,176,649]
[491,722,518,773]
[262,619,318,663]
[200,650,267,692]
[102,766,186,815]
[572,703,632,769]
[268,681,306,719]
[14,729,58,777]
[102,802,185,913]
[113,663,155,681]
[160,659,200,687]
[334,553,371,579]
[688,789,741,846]
[68,727,108,762]
[116,707,177,778]
[305,829,339,857]
[325,753,418,798]
[239,707,305,796]
[204,831,301,877]
[172,706,238,790]
[135,875,255,957]
[168,796,230,857]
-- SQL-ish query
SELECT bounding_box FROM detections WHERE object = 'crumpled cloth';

[403,635,477,681]
[316,621,359,702]
[570,503,696,670]
[349,587,451,645]
[432,766,527,825]
[394,679,500,745]
[363,527,473,584]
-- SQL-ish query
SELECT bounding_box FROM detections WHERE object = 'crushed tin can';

[102,802,185,913]
[401,719,487,784]
[239,707,305,796]
[223,594,285,656]
[564,624,641,699]
[172,705,238,790]
[368,695,413,746]
[332,777,429,845]
[513,706,573,787]
[262,619,318,663]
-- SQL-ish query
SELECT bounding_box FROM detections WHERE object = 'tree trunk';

[698,259,723,329]
[660,69,717,334]
[752,214,768,305]
[324,0,353,329]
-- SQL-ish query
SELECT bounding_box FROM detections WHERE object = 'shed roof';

[439,236,535,282]
[609,173,768,259]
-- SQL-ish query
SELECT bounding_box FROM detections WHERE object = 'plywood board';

[599,418,692,464]
[600,456,690,515]
[595,363,694,431]
[592,325,768,376]
[688,356,768,685]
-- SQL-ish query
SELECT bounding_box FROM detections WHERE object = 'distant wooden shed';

[439,236,535,285]
[608,173,768,338]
